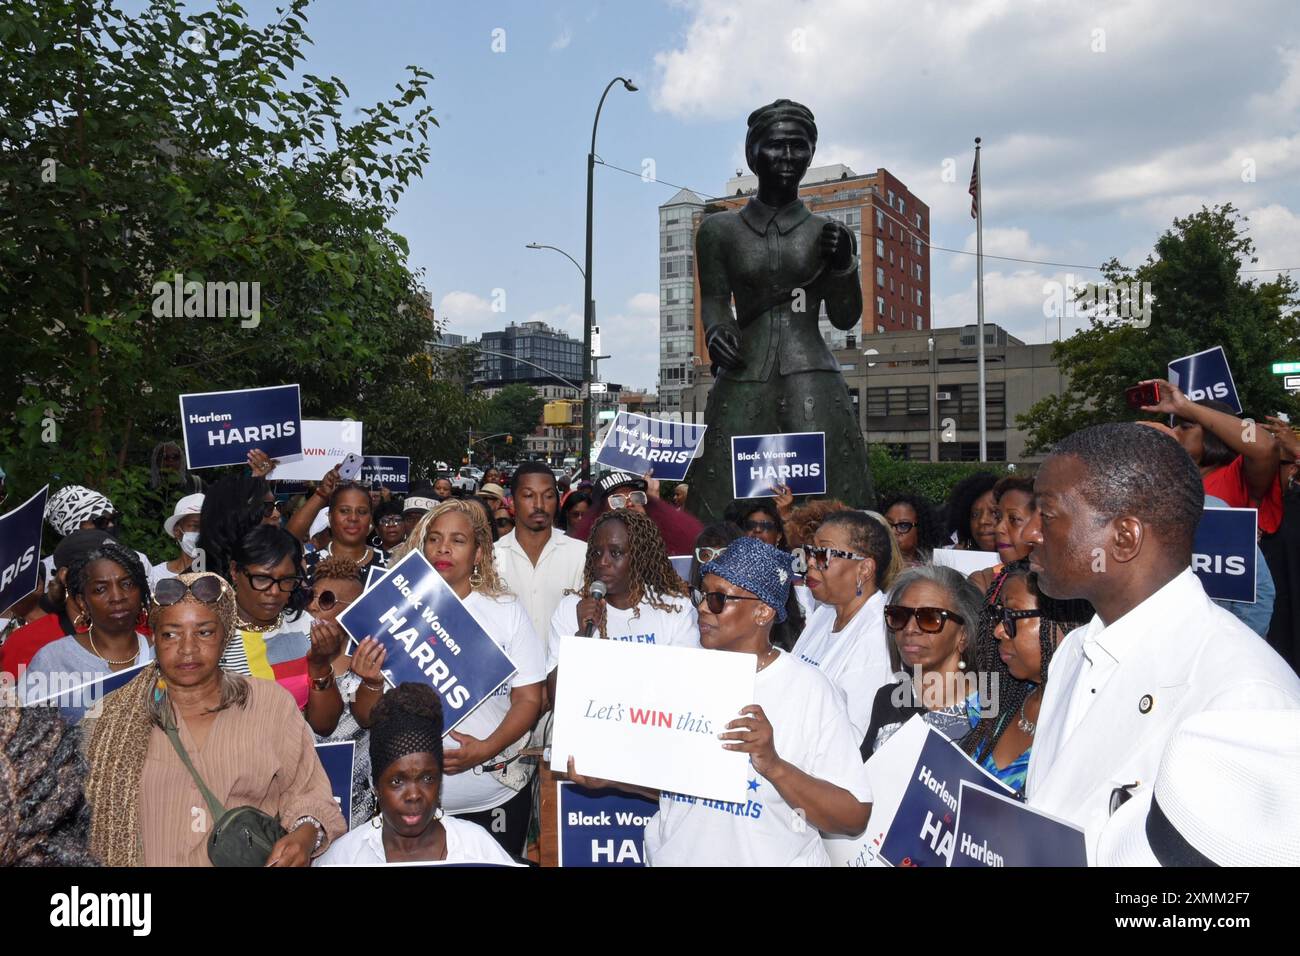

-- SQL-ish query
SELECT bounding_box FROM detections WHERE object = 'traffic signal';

[506,435,513,445]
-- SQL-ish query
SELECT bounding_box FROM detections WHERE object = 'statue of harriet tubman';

[687,99,875,523]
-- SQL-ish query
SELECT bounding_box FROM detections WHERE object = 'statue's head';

[745,99,817,188]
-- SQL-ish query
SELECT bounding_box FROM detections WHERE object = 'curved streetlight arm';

[591,76,634,155]
[428,341,583,392]
[525,243,585,280]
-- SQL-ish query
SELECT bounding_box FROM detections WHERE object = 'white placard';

[931,548,1001,577]
[270,419,364,481]
[549,636,755,804]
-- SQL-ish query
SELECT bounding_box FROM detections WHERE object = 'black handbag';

[163,717,287,867]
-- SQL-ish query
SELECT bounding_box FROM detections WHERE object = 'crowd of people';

[2,374,1299,868]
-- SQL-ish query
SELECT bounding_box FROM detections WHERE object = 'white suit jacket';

[1026,568,1300,862]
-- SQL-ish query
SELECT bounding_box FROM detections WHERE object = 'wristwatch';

[311,671,336,691]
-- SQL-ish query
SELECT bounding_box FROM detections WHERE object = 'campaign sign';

[315,741,356,824]
[669,555,693,585]
[550,636,754,803]
[271,419,364,481]
[931,548,1001,578]
[0,486,47,616]
[335,549,516,736]
[26,660,150,724]
[361,456,411,493]
[595,413,708,482]
[1192,506,1257,603]
[365,564,388,591]
[731,432,826,499]
[877,724,1015,867]
[950,781,1087,867]
[1168,345,1241,413]
[556,781,657,867]
[179,384,303,469]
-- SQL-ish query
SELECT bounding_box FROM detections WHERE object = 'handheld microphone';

[583,580,607,637]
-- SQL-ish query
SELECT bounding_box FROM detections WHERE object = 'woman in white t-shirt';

[568,535,873,867]
[388,499,544,857]
[546,509,698,695]
[793,510,897,737]
[316,683,516,866]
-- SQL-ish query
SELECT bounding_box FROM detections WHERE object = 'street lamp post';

[583,76,637,477]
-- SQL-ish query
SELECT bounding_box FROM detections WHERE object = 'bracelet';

[310,671,336,691]
[290,815,325,855]
[360,679,385,693]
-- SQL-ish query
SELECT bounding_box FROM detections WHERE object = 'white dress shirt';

[493,526,587,655]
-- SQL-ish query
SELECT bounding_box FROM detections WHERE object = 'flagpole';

[974,136,987,463]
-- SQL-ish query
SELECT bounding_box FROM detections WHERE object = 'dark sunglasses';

[884,604,965,633]
[691,587,764,615]
[91,512,122,530]
[989,604,1044,639]
[495,517,515,529]
[743,519,778,534]
[261,500,282,517]
[889,521,916,534]
[309,588,351,611]
[793,544,865,573]
[239,569,304,593]
[153,575,224,606]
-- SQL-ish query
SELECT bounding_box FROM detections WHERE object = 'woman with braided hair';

[960,564,1093,795]
[390,498,544,856]
[545,509,698,694]
[0,704,99,866]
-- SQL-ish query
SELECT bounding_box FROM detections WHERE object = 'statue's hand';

[820,221,854,271]
[705,326,744,370]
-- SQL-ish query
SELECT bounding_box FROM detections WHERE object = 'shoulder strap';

[162,712,227,823]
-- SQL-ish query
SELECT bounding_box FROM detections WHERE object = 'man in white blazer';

[1022,422,1300,863]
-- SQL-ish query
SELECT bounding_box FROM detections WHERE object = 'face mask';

[180,531,201,558]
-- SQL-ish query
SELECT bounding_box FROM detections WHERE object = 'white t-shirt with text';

[546,591,699,674]
[793,590,893,737]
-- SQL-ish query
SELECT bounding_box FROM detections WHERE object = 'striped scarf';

[82,666,159,867]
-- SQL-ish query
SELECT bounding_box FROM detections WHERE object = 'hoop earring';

[75,611,90,629]
[469,565,484,589]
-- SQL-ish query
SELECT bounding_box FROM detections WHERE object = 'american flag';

[969,151,980,220]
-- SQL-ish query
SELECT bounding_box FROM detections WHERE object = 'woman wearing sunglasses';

[792,512,896,737]
[546,509,698,699]
[861,565,985,757]
[960,566,1093,795]
[879,493,943,567]
[567,536,873,866]
[389,499,544,856]
[307,557,389,828]
[82,571,346,866]
[219,525,346,737]
[20,542,154,723]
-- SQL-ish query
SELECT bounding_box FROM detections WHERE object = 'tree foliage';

[477,384,545,460]
[1017,204,1300,454]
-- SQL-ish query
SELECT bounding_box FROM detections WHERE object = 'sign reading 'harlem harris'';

[179,384,303,469]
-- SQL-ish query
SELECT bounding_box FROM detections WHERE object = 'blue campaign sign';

[1193,506,1257,603]
[1168,345,1241,413]
[595,413,708,482]
[0,485,47,616]
[879,727,1015,867]
[179,384,303,469]
[556,781,657,867]
[731,432,826,499]
[335,549,517,736]
[950,781,1087,867]
[315,741,355,824]
[28,660,150,724]
[669,555,692,585]
[361,456,411,493]
[365,564,388,591]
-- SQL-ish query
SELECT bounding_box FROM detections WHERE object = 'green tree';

[1017,204,1300,454]
[477,384,544,460]
[0,0,473,552]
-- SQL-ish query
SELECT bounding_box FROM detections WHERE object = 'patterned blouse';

[965,691,1031,797]
[314,670,376,830]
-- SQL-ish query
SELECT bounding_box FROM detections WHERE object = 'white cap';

[403,496,438,513]
[1097,710,1300,866]
[309,508,331,539]
[163,493,205,537]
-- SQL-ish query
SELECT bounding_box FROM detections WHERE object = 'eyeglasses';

[152,575,225,607]
[261,500,282,517]
[989,604,1044,639]
[308,588,351,612]
[377,516,405,528]
[793,545,865,572]
[883,604,965,633]
[91,512,121,531]
[743,519,778,534]
[690,587,765,615]
[239,569,304,593]
[889,521,916,534]
[694,545,727,564]
[608,491,648,510]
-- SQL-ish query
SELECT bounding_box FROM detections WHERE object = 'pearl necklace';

[87,625,140,666]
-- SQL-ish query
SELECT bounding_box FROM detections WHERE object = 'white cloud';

[951,227,1054,273]
[1244,203,1300,279]
[934,268,1085,346]
[438,290,500,338]
[599,292,661,390]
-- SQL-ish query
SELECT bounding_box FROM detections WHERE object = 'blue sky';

[130,1,1300,389]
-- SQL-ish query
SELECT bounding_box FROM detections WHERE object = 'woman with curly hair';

[943,471,1001,552]
[20,542,153,722]
[970,475,1038,593]
[390,498,544,856]
[546,509,698,691]
[960,565,1093,795]
[880,492,944,567]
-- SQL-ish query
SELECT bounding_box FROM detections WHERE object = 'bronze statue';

[688,99,875,523]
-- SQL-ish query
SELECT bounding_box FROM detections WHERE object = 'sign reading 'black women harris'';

[336,550,516,736]
[0,485,47,616]
[179,384,303,469]
[360,455,411,493]
[731,431,826,498]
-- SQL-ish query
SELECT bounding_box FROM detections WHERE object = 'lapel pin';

[1138,694,1154,714]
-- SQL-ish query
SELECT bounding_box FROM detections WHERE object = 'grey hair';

[884,563,985,674]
